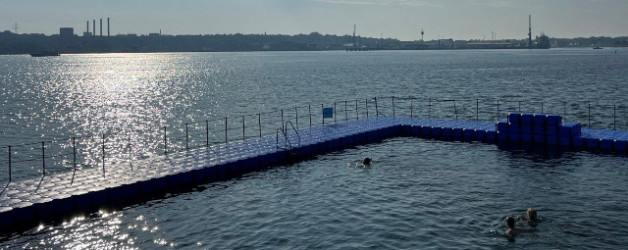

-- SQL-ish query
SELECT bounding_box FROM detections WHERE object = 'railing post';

[476,99,479,121]
[375,97,379,117]
[392,96,395,117]
[164,126,168,155]
[281,109,285,130]
[541,102,544,114]
[588,103,591,128]
[496,100,500,120]
[563,102,567,119]
[185,123,189,150]
[225,117,228,143]
[321,104,325,125]
[8,146,11,182]
[308,105,312,128]
[453,100,458,120]
[344,101,348,121]
[355,99,359,120]
[333,102,337,122]
[102,133,105,178]
[242,116,246,140]
[258,114,262,137]
[206,120,210,147]
[41,141,45,176]
[518,101,521,112]
[366,99,369,118]
[72,137,77,171]
[410,98,413,119]
[295,107,299,130]
[614,104,616,130]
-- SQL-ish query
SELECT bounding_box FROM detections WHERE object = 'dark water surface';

[1,49,628,248]
[2,138,628,249]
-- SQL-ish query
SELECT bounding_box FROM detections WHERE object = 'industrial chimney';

[86,21,89,35]
[100,18,103,37]
[107,17,110,37]
[93,20,96,37]
[528,15,532,49]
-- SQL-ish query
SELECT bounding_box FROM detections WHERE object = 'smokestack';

[528,15,532,49]
[107,17,110,37]
[93,20,95,37]
[100,18,103,37]
[86,21,89,34]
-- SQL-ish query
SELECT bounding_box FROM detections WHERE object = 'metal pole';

[42,141,45,176]
[518,101,521,112]
[308,105,312,128]
[496,100,499,120]
[375,97,379,117]
[366,99,369,118]
[72,137,76,171]
[295,107,299,130]
[206,120,210,147]
[164,126,167,155]
[563,102,567,118]
[476,99,479,121]
[344,101,348,121]
[541,102,544,114]
[614,104,616,130]
[102,134,105,178]
[185,123,189,150]
[322,104,325,125]
[392,96,395,117]
[281,109,285,130]
[333,102,337,123]
[258,114,262,137]
[242,116,246,140]
[225,117,228,143]
[453,100,458,120]
[355,100,358,120]
[588,103,591,128]
[411,99,413,119]
[8,146,11,182]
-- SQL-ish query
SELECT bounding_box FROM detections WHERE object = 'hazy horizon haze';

[1,0,627,40]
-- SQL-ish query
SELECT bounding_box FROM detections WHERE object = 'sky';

[1,0,626,41]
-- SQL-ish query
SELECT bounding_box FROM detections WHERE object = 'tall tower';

[93,20,96,37]
[100,18,103,36]
[421,29,424,42]
[86,21,89,35]
[353,24,356,44]
[107,17,110,37]
[528,15,532,49]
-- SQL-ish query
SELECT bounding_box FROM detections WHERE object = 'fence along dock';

[0,96,627,230]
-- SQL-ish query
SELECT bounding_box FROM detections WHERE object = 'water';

[1,49,628,248]
[2,138,628,249]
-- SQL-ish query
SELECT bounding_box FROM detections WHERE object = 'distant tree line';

[0,30,626,54]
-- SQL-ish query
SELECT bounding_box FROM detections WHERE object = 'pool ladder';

[276,121,301,150]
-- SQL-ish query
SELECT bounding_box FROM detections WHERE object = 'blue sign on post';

[323,107,333,118]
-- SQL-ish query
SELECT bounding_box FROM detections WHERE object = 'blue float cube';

[508,112,522,124]
[533,125,545,135]
[421,126,431,136]
[546,126,559,136]
[498,131,509,141]
[509,133,521,142]
[463,129,474,139]
[474,129,486,140]
[584,138,600,149]
[600,139,614,150]
[572,137,584,147]
[496,120,509,132]
[521,134,533,143]
[615,140,628,153]
[453,128,464,138]
[521,125,533,134]
[442,127,452,138]
[509,123,520,132]
[546,114,562,126]
[559,137,572,147]
[486,130,497,141]
[534,135,546,144]
[547,136,558,145]
[432,126,442,137]
[521,113,534,124]
[533,114,546,127]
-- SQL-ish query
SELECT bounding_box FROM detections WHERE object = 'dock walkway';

[1,116,627,228]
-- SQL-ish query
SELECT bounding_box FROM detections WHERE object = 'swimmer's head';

[505,217,515,229]
[527,208,538,221]
[363,157,372,165]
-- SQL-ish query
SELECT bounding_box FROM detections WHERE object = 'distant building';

[60,27,74,38]
[148,33,160,38]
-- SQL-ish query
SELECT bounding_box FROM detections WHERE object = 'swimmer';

[522,208,539,228]
[363,157,372,165]
[504,217,517,242]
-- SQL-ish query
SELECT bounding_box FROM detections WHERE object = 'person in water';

[504,217,518,242]
[363,157,372,165]
[522,208,539,228]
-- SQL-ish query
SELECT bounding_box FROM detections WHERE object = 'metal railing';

[0,96,626,185]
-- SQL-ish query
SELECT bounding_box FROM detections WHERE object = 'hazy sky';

[1,0,626,40]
